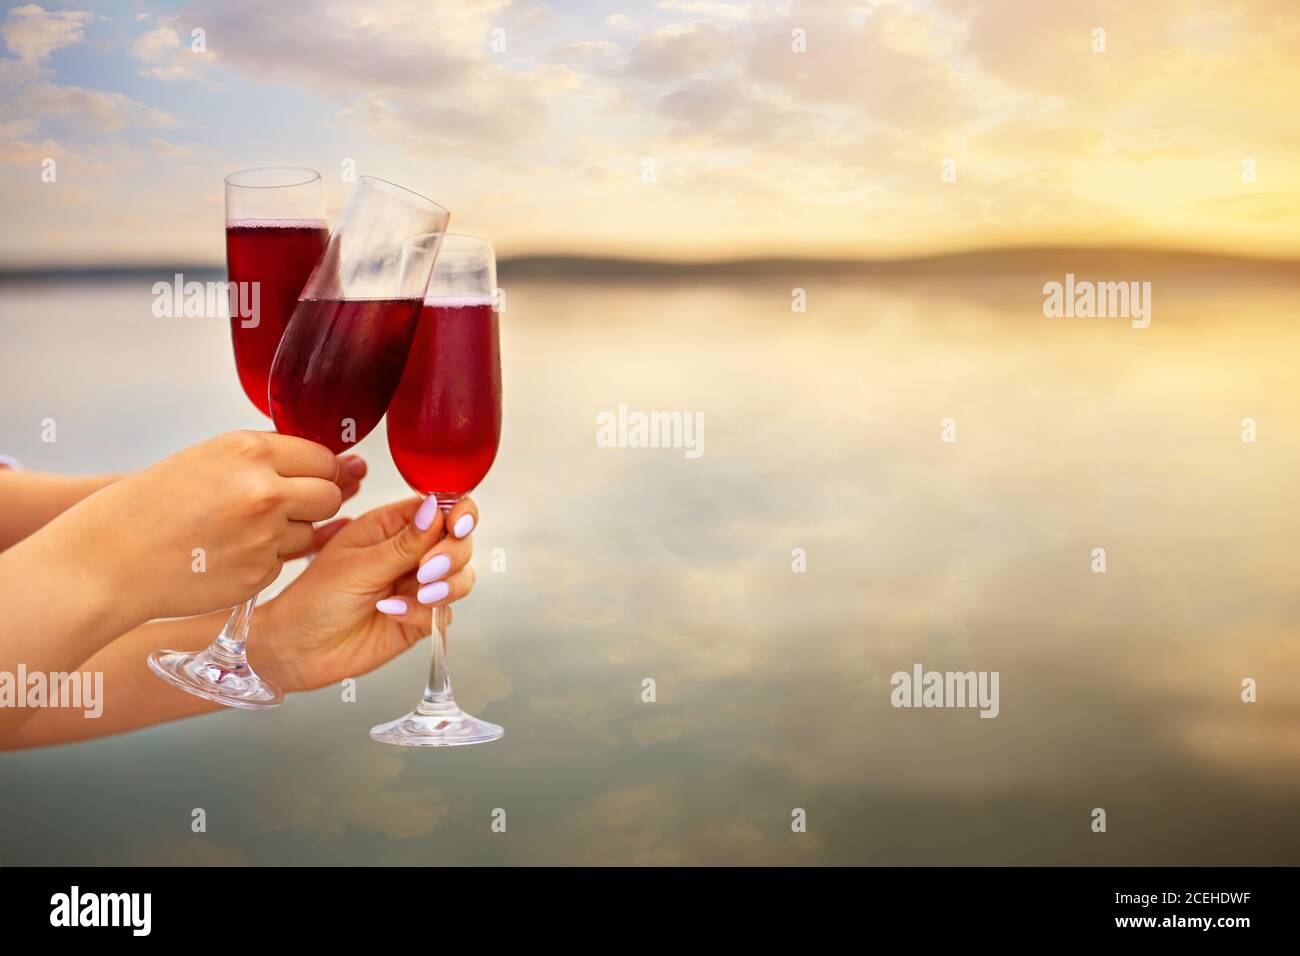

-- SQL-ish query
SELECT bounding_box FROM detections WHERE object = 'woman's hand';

[37,430,359,628]
[250,495,478,693]
[0,452,366,556]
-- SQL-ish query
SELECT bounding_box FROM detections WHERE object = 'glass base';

[147,647,284,710]
[369,703,503,747]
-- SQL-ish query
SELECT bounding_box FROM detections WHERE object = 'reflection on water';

[1,271,1298,864]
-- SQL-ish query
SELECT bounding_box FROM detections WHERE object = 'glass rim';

[224,166,322,189]
[439,232,495,253]
[357,175,450,219]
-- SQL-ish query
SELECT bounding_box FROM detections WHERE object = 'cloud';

[148,136,193,157]
[0,135,62,164]
[604,14,639,31]
[0,6,186,167]
[132,837,255,866]
[248,744,448,839]
[555,39,621,62]
[627,711,694,745]
[656,0,776,21]
[8,81,179,132]
[5,0,1300,263]
[625,21,731,80]
[567,783,685,864]
[178,0,560,153]
[0,117,36,138]
[333,74,552,155]
[1,3,93,65]
[180,0,492,96]
[745,2,976,128]
[0,56,40,86]
[130,25,201,82]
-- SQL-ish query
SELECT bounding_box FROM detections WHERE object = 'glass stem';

[418,604,457,716]
[417,498,459,717]
[209,595,257,668]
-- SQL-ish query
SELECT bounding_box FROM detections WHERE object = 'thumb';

[365,494,448,578]
[281,517,352,561]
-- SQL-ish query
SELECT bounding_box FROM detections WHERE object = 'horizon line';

[2,243,1298,282]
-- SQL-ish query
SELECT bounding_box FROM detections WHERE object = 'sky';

[1,0,1298,266]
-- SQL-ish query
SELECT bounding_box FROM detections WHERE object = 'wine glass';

[268,178,449,451]
[148,176,450,709]
[370,234,504,746]
[224,167,329,417]
[147,166,328,709]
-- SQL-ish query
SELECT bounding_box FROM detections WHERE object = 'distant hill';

[497,248,1300,282]
[2,246,1296,284]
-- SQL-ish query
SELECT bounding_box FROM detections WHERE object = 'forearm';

[0,526,143,741]
[0,470,118,551]
[5,602,295,750]
[4,611,230,749]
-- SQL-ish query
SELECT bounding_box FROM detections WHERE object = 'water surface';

[1,271,1297,864]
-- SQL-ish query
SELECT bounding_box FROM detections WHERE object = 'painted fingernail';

[453,514,475,538]
[418,581,450,605]
[417,554,451,584]
[414,495,441,531]
[376,597,408,615]
[343,456,366,477]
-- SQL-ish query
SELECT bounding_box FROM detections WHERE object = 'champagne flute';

[225,167,329,417]
[371,235,504,746]
[149,176,450,708]
[147,167,327,708]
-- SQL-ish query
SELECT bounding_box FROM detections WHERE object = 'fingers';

[335,455,367,502]
[374,599,456,632]
[382,496,449,572]
[416,565,475,607]
[280,517,351,561]
[443,496,478,540]
[279,519,318,558]
[261,432,340,480]
[268,454,360,559]
[376,570,473,619]
[374,596,432,634]
[351,496,447,580]
[327,496,421,549]
[281,476,344,522]
[416,525,473,586]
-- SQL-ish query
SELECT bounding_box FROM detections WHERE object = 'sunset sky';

[1,0,1298,266]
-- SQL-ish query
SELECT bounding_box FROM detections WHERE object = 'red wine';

[387,299,502,496]
[269,298,423,454]
[226,220,328,417]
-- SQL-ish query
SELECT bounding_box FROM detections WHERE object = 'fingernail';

[418,581,450,605]
[414,495,441,531]
[453,514,475,538]
[376,597,408,615]
[417,553,451,584]
[343,456,366,477]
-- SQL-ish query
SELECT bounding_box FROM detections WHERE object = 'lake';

[1,266,1298,864]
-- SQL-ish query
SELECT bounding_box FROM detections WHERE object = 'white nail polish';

[419,581,450,605]
[414,495,441,532]
[453,514,475,538]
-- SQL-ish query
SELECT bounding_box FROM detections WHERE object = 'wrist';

[247,595,305,694]
[46,509,154,633]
